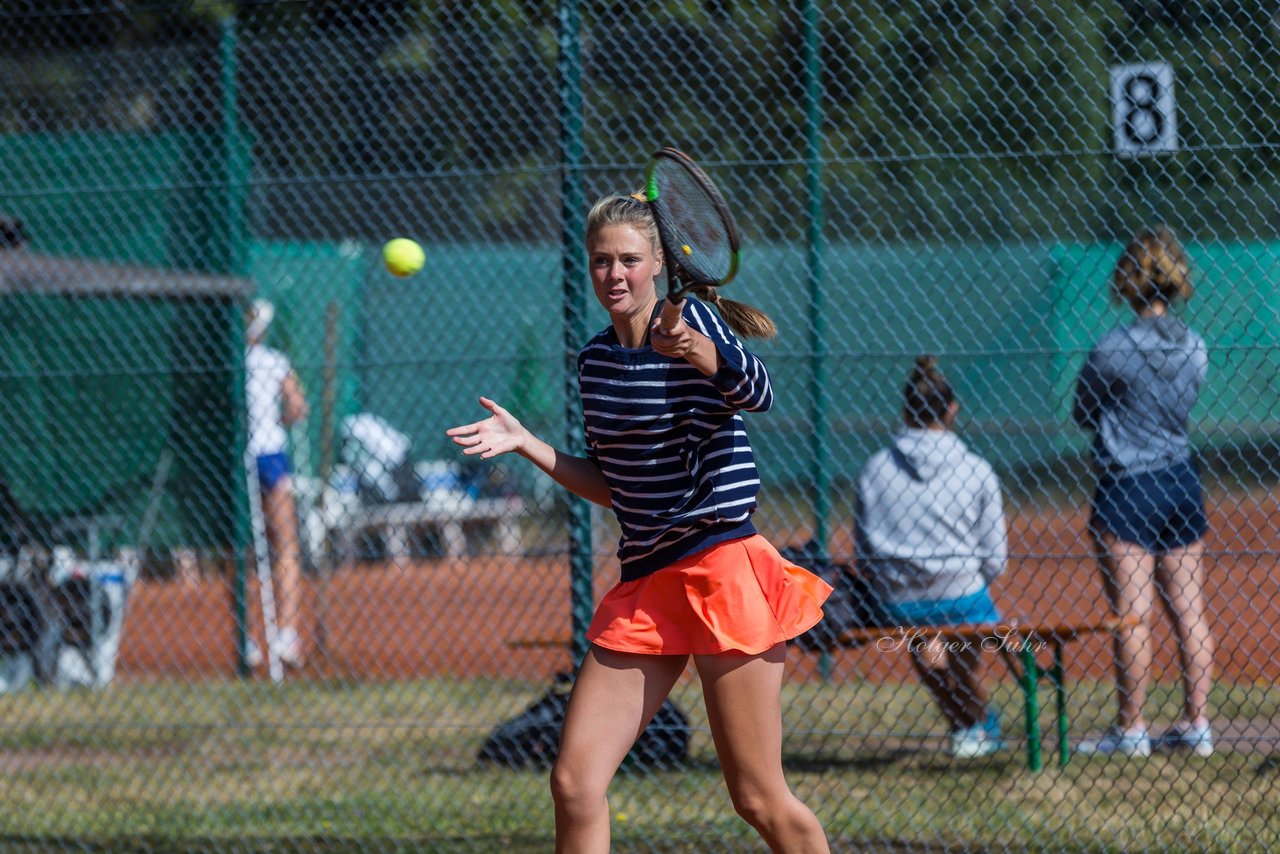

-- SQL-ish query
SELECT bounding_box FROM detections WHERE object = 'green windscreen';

[0,128,248,551]
[0,292,239,550]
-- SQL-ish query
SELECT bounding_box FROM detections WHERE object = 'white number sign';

[1111,63,1177,156]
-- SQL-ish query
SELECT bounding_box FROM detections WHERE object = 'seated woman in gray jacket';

[856,355,1008,758]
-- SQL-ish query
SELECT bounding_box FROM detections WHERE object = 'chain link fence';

[1,1,1278,850]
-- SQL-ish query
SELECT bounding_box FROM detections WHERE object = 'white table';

[336,494,523,560]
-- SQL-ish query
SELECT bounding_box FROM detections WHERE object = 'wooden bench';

[336,495,523,560]
[836,615,1142,771]
[508,614,1141,772]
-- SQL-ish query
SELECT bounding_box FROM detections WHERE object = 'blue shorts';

[1090,459,1208,554]
[255,452,292,491]
[884,587,1001,627]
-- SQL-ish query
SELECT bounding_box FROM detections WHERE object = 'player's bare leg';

[696,643,830,853]
[910,637,961,727]
[261,479,304,664]
[551,646,686,854]
[948,641,991,727]
[1157,540,1214,725]
[1097,531,1156,730]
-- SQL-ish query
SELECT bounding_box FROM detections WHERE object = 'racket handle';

[659,297,685,333]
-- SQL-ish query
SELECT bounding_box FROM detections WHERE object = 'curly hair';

[1112,225,1193,307]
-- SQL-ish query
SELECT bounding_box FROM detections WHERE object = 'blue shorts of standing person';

[1090,458,1208,554]
[255,452,292,492]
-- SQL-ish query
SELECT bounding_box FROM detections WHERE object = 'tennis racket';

[643,147,741,333]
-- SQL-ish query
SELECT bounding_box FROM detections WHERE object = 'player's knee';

[726,783,781,830]
[549,760,603,817]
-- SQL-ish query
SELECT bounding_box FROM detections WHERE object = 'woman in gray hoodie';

[856,355,1008,758]
[1073,225,1215,757]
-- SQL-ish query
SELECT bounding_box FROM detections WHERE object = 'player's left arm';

[652,298,772,412]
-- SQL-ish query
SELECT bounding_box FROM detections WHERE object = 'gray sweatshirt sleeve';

[977,465,1008,584]
[1072,348,1110,431]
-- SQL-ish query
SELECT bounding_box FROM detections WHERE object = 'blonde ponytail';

[688,284,777,340]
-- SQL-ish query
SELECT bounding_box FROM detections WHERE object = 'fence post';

[557,0,593,665]
[220,14,253,678]
[803,0,830,554]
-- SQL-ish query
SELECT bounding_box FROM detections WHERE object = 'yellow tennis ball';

[681,244,692,255]
[383,238,425,277]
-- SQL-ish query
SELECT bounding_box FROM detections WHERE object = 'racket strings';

[652,162,735,284]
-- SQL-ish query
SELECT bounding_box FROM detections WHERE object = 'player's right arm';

[447,396,612,507]
[680,298,773,412]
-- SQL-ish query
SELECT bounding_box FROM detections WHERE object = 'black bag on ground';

[783,542,889,651]
[478,671,691,769]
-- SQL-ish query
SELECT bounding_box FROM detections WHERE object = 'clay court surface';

[114,488,1280,692]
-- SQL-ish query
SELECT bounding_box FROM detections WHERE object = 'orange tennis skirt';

[586,534,833,656]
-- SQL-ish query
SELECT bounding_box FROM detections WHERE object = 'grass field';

[0,675,1276,852]
[52,479,1280,851]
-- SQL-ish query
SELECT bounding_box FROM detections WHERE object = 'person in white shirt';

[245,299,308,667]
[856,355,1008,758]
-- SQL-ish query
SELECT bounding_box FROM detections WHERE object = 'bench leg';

[442,520,466,557]
[384,525,408,561]
[1053,642,1069,769]
[497,521,520,555]
[1021,645,1042,772]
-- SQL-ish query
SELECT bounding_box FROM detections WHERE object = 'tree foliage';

[0,0,1277,241]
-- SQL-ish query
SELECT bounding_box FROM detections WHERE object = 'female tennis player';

[448,193,832,852]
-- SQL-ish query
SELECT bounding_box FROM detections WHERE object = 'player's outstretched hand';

[446,397,527,459]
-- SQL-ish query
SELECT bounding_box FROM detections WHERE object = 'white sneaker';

[1153,721,1214,757]
[948,724,1002,758]
[1077,725,1152,757]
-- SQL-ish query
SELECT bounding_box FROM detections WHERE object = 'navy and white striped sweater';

[577,297,773,581]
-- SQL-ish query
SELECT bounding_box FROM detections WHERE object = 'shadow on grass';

[0,836,556,854]
[438,746,1022,779]
[785,747,1020,777]
[784,748,912,772]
